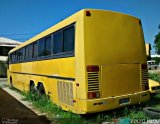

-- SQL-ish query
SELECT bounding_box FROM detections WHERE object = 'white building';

[0,37,21,77]
[151,54,160,58]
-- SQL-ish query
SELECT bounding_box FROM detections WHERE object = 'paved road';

[0,78,7,86]
[148,67,160,73]
[0,79,50,124]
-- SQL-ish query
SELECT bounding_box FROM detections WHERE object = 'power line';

[0,33,39,41]
[0,32,39,37]
[13,38,29,41]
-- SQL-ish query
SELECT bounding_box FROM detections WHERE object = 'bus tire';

[30,81,37,94]
[10,77,13,88]
[37,83,45,97]
[143,107,160,119]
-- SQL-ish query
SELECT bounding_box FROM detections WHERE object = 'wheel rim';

[38,84,45,96]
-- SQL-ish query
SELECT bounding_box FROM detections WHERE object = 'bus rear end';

[82,9,150,113]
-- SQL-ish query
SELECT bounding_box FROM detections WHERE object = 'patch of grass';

[0,84,8,88]
[22,92,81,120]
[148,72,160,82]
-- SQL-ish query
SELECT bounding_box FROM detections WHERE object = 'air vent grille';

[57,81,74,106]
[141,67,149,90]
[142,69,148,84]
[87,72,100,91]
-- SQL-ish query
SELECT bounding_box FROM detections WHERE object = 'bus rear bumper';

[81,91,150,114]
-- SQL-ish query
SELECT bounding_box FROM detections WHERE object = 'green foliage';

[148,72,160,82]
[154,24,160,54]
[22,92,81,119]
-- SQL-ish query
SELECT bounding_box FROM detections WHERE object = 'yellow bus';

[8,9,150,114]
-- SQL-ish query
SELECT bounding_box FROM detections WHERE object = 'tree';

[154,25,160,54]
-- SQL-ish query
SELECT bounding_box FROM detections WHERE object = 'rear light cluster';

[87,65,99,72]
[87,65,100,99]
[88,92,100,99]
[141,64,149,90]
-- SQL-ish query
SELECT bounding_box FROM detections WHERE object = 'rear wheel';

[30,82,36,94]
[38,84,45,97]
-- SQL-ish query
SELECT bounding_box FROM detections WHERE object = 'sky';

[0,0,160,54]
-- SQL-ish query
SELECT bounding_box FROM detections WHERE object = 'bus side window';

[15,51,17,62]
[29,44,33,59]
[63,26,75,52]
[22,47,25,61]
[53,31,63,54]
[33,42,38,58]
[9,54,12,63]
[45,36,52,56]
[38,39,45,57]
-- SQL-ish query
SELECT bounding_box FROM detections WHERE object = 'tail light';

[88,92,100,99]
[141,64,147,70]
[87,65,99,72]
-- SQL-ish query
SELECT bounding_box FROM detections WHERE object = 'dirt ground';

[0,78,50,124]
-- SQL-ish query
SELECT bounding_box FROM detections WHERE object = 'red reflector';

[86,10,91,16]
[142,85,146,90]
[142,85,149,90]
[88,92,100,99]
[87,65,99,72]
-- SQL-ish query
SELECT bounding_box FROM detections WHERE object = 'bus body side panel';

[9,57,78,113]
[8,10,86,114]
